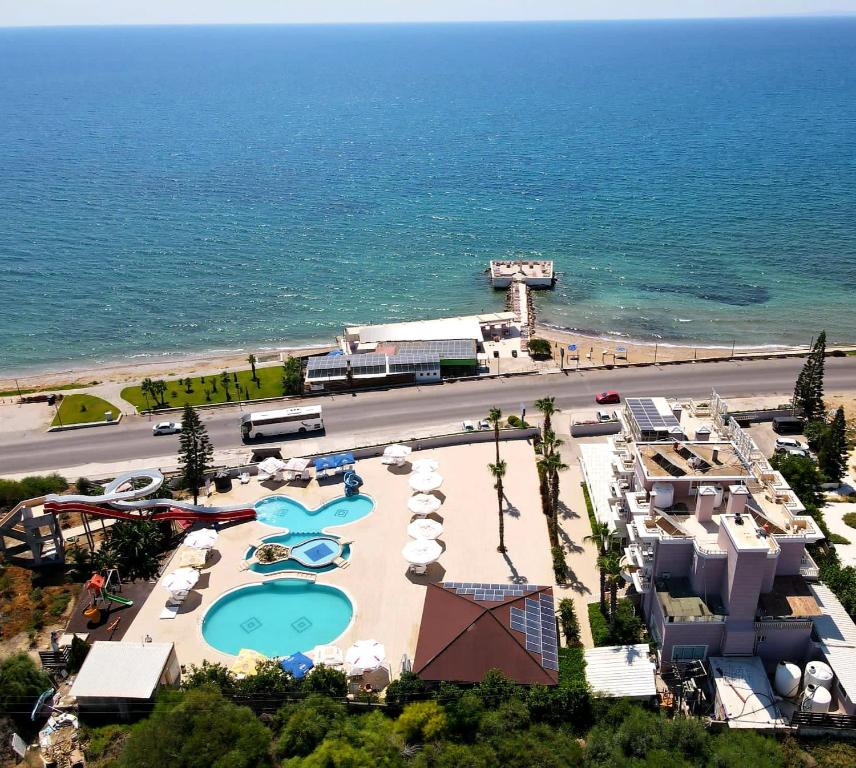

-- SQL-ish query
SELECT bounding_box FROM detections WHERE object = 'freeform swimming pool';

[255,493,374,530]
[202,579,354,657]
[246,532,351,574]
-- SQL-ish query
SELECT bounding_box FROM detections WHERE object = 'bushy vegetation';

[0,653,52,724]
[0,473,67,510]
[73,665,852,768]
[527,337,552,358]
[588,600,643,647]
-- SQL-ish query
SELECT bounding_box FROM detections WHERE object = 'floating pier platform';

[489,259,555,288]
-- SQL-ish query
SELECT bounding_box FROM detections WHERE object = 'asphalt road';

[2,356,854,475]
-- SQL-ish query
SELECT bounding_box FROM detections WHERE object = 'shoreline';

[0,322,832,394]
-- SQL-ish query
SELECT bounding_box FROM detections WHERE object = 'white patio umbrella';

[383,444,412,459]
[283,457,311,472]
[184,528,218,550]
[161,567,199,593]
[411,458,439,474]
[402,538,443,567]
[407,518,444,540]
[409,472,443,493]
[345,640,386,674]
[258,457,286,476]
[407,493,442,516]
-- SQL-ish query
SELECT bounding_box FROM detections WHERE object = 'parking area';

[745,422,808,459]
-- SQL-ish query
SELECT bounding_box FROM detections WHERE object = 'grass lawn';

[843,512,856,530]
[121,364,294,412]
[0,381,98,397]
[52,394,120,427]
[558,646,587,687]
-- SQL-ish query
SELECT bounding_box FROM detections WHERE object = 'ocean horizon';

[1,18,855,375]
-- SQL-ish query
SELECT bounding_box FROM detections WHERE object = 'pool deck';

[126,438,600,673]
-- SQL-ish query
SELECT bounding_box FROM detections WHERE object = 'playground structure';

[343,470,364,497]
[0,469,256,566]
[83,568,133,626]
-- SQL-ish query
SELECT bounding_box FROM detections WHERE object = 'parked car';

[478,419,490,430]
[772,416,804,435]
[595,390,621,405]
[775,437,807,452]
[152,421,182,436]
[462,420,475,432]
[596,410,615,423]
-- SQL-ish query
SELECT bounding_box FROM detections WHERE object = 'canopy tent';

[174,547,208,569]
[161,567,199,594]
[258,457,286,476]
[230,648,267,678]
[409,472,443,493]
[408,493,442,516]
[407,518,444,540]
[411,458,439,474]
[280,652,314,680]
[184,528,218,550]
[315,453,355,471]
[345,640,387,675]
[402,538,443,566]
[314,456,335,471]
[383,444,412,459]
[283,457,311,472]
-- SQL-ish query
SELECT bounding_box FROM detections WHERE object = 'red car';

[595,390,621,404]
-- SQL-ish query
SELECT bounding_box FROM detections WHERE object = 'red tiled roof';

[412,583,559,686]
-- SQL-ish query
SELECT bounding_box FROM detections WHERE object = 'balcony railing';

[799,552,820,581]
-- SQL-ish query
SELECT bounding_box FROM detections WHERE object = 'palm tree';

[585,523,614,613]
[487,407,503,464]
[534,396,556,442]
[140,377,154,409]
[150,379,168,407]
[598,551,623,633]
[98,520,164,581]
[248,354,258,383]
[220,371,231,401]
[488,460,507,553]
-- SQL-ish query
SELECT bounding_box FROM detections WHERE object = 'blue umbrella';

[314,456,333,471]
[280,652,314,680]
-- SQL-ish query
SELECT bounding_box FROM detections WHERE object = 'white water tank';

[805,661,834,691]
[651,482,674,510]
[802,684,832,713]
[774,661,802,698]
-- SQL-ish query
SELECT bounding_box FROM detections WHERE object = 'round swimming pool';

[202,579,353,657]
[255,493,374,530]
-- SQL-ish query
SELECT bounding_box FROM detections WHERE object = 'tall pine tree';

[818,406,848,484]
[178,404,213,504]
[793,330,826,421]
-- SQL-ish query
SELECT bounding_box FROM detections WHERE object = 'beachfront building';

[489,259,554,288]
[581,393,830,667]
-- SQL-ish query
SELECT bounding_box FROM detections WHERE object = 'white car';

[775,437,806,452]
[152,421,182,436]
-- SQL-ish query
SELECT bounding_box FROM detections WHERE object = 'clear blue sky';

[2,0,855,27]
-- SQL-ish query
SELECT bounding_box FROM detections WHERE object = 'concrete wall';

[570,421,622,437]
[776,539,806,577]
[652,539,693,580]
[720,542,769,621]
[690,551,727,600]
[755,623,813,667]
[660,620,725,665]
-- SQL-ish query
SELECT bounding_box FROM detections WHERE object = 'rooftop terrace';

[656,578,725,621]
[639,442,749,479]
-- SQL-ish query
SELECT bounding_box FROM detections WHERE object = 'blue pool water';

[255,494,374,531]
[247,532,351,575]
[202,579,353,657]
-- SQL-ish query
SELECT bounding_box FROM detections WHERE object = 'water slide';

[44,469,256,523]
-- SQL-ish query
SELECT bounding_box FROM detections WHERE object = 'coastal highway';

[2,356,854,476]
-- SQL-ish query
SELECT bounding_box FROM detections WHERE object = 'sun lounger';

[257,471,272,482]
[159,604,180,620]
[333,557,350,569]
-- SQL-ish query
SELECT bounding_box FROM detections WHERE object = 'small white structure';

[345,640,386,675]
[773,661,802,698]
[489,259,554,287]
[710,656,786,729]
[409,472,443,493]
[407,519,444,540]
[402,538,442,574]
[184,528,218,550]
[408,494,442,516]
[584,644,656,700]
[804,660,834,691]
[70,641,180,719]
[802,684,832,713]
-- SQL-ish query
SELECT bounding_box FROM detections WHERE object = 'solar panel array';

[509,593,559,670]
[395,339,477,360]
[388,350,440,366]
[307,354,388,378]
[626,397,681,433]
[444,581,540,601]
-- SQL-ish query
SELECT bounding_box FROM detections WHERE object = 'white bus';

[241,406,324,440]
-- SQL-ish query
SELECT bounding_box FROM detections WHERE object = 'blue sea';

[1,19,855,374]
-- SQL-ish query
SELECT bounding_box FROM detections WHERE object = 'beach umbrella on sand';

[407,518,444,540]
[184,528,218,549]
[402,538,442,567]
[409,472,443,493]
[411,458,439,474]
[407,493,442,516]
[345,640,386,674]
[384,444,412,459]
[162,567,199,593]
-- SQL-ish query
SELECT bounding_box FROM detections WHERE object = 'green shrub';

[527,338,552,358]
[551,546,567,583]
[843,512,856,530]
[588,603,610,646]
[558,598,580,644]
[507,415,522,427]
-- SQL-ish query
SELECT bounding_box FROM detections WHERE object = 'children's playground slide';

[103,593,134,606]
[44,469,256,524]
